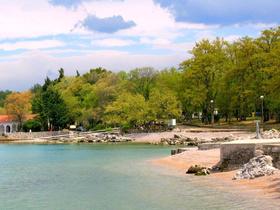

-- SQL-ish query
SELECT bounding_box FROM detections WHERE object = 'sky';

[0,0,279,91]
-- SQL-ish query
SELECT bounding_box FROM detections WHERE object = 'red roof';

[0,115,14,123]
[0,114,36,123]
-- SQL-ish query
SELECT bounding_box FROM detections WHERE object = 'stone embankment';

[5,131,134,144]
[6,131,69,140]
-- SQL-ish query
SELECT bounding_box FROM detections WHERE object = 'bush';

[23,119,42,132]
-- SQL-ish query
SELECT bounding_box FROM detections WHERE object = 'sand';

[152,148,280,200]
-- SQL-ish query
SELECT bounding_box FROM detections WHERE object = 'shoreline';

[1,126,255,144]
[151,148,280,200]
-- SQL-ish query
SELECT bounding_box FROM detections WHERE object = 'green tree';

[148,89,181,120]
[32,71,71,130]
[180,38,228,123]
[0,90,12,107]
[104,93,149,128]
[128,67,158,100]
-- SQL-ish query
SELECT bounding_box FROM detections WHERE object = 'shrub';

[23,119,42,132]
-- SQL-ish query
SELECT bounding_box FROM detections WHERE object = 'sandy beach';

[152,148,280,200]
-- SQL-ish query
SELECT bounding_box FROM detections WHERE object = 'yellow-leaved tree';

[4,91,32,130]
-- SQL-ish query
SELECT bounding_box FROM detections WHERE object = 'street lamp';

[260,95,264,123]
[210,100,214,124]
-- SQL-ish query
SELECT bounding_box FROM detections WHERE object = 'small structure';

[0,115,18,135]
[168,119,176,128]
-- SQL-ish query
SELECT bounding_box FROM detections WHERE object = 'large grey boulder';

[233,155,277,180]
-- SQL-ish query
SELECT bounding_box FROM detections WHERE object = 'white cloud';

[0,0,211,40]
[0,0,86,39]
[82,0,212,39]
[91,38,136,47]
[0,40,65,51]
[140,37,171,45]
[140,37,194,52]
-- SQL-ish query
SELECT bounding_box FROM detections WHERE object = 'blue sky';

[0,0,279,90]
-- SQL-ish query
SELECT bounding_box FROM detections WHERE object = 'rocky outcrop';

[211,135,237,142]
[25,132,135,144]
[161,134,237,146]
[261,129,280,139]
[186,165,211,176]
[233,155,277,180]
[161,135,208,146]
[73,133,134,143]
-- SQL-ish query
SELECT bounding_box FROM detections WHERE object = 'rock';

[233,155,277,180]
[186,165,211,176]
[261,129,280,139]
[211,135,237,143]
[187,165,203,174]
[195,168,211,176]
[254,149,264,157]
[173,128,181,132]
[187,142,198,146]
[174,134,182,139]
[186,165,204,173]
[160,136,205,146]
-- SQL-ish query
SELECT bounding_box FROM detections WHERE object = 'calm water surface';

[0,144,279,210]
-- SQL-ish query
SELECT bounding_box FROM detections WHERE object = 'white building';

[0,115,18,135]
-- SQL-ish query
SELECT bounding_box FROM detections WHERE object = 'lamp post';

[210,100,214,124]
[260,95,264,124]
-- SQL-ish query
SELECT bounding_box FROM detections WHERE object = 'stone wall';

[220,140,280,170]
[198,143,221,150]
[220,143,256,170]
[7,131,70,140]
[262,144,280,169]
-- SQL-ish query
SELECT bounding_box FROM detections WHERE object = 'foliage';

[148,89,181,120]
[104,92,149,128]
[128,67,158,100]
[22,119,42,132]
[4,91,32,129]
[0,90,12,107]
[32,72,71,130]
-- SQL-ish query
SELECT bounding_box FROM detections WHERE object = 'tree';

[180,38,228,123]
[148,89,181,120]
[83,67,111,84]
[104,93,149,128]
[128,67,158,100]
[0,90,12,107]
[4,91,32,130]
[32,71,71,130]
[41,87,70,130]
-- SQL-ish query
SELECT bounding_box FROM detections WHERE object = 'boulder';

[186,165,211,176]
[195,168,211,176]
[233,155,277,180]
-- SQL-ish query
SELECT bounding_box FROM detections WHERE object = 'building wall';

[0,122,18,135]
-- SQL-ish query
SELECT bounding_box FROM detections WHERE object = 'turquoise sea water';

[0,144,279,210]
